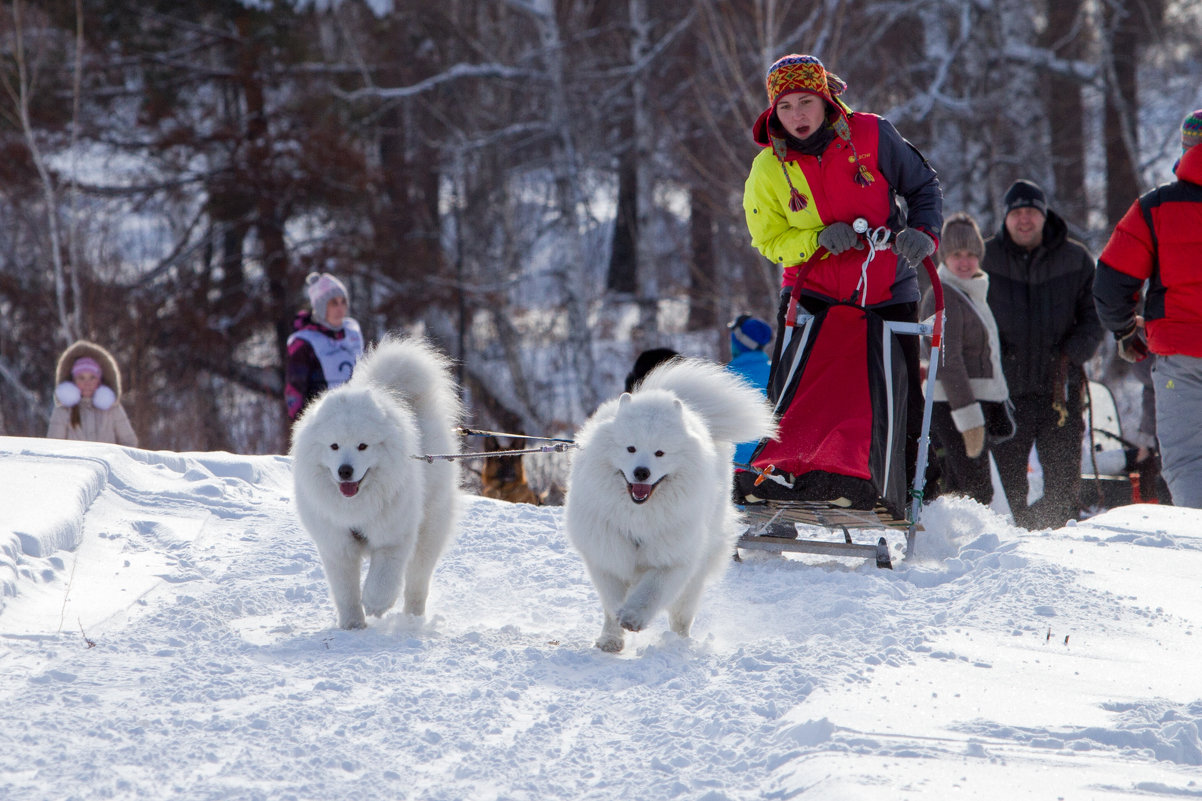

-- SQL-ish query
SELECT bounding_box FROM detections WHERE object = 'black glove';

[817,222,863,255]
[892,228,936,264]
[1115,322,1149,363]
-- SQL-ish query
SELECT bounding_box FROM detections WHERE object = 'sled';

[1078,378,1131,509]
[1077,378,1172,509]
[734,230,944,569]
[736,501,904,568]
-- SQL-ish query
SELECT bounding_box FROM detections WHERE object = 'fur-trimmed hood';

[54,340,124,402]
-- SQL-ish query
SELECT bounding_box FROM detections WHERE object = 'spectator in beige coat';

[47,340,139,447]
[921,213,1012,505]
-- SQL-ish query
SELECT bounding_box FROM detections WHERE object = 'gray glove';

[893,228,936,264]
[817,222,863,255]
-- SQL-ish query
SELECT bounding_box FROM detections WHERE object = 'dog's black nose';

[338,464,354,480]
[633,466,650,482]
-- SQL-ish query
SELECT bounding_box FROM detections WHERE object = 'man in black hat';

[982,179,1103,530]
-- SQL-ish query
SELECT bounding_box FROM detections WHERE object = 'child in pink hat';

[47,341,139,446]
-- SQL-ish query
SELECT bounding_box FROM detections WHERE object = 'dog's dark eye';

[330,444,339,451]
[357,443,367,451]
[627,446,636,453]
[655,450,664,457]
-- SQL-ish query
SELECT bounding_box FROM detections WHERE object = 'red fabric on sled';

[753,305,872,478]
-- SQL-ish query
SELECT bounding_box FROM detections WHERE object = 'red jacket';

[1095,145,1202,357]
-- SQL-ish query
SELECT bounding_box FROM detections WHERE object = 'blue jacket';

[729,350,772,465]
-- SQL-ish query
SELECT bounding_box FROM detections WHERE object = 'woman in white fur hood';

[47,340,139,447]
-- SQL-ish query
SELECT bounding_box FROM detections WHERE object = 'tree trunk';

[1102,2,1141,228]
[686,191,718,332]
[607,136,639,294]
[1043,0,1087,226]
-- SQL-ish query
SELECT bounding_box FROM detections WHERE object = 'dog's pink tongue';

[630,483,652,502]
[339,481,359,498]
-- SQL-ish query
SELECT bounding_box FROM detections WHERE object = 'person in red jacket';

[1094,109,1202,508]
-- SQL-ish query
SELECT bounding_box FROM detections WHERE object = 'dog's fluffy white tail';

[638,358,776,445]
[352,336,463,442]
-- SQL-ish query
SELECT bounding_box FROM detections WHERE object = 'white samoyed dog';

[290,336,462,629]
[565,358,776,652]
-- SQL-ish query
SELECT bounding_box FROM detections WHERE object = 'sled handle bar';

[786,223,945,336]
[910,253,944,529]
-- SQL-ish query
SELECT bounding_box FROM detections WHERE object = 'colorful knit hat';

[765,54,850,113]
[1182,108,1202,150]
[761,54,873,211]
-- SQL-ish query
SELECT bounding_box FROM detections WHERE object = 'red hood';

[751,95,850,148]
[1176,144,1202,185]
[752,106,775,147]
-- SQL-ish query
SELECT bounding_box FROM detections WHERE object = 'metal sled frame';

[737,500,914,569]
[736,254,944,569]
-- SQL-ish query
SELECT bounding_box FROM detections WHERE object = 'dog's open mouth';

[626,477,662,504]
[339,470,366,498]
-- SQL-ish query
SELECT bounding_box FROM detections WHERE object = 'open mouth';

[626,477,663,505]
[339,470,366,498]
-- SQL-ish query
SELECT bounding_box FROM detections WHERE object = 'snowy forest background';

[1,0,1198,476]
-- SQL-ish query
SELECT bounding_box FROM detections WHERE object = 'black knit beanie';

[1003,179,1047,216]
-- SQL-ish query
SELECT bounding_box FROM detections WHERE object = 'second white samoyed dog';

[290,336,461,630]
[565,358,776,652]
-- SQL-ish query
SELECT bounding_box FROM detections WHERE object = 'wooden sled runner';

[734,241,944,569]
[737,500,917,569]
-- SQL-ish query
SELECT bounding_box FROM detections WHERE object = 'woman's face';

[74,371,101,399]
[325,295,348,328]
[944,250,982,280]
[774,92,828,139]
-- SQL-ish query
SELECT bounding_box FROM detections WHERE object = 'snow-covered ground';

[2,435,1200,800]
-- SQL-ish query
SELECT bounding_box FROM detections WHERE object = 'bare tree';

[1,0,77,343]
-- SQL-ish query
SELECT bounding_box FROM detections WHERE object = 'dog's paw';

[595,634,624,653]
[363,583,401,618]
[617,607,647,632]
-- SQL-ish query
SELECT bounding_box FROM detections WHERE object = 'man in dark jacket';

[983,180,1103,529]
[1094,109,1202,508]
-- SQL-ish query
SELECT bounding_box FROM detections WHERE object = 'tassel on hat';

[771,137,808,211]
